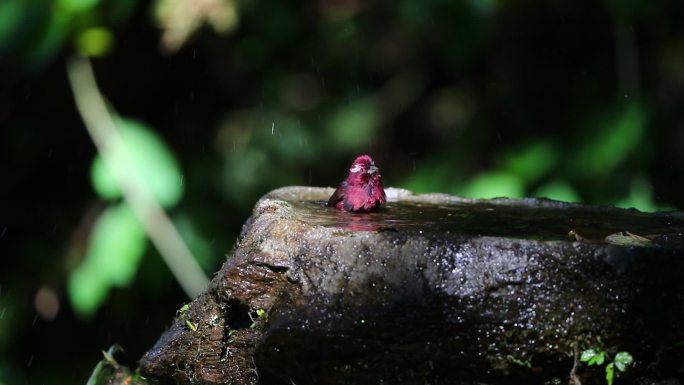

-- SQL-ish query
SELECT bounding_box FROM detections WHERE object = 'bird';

[327,155,386,212]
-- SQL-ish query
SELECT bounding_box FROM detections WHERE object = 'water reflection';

[286,199,684,246]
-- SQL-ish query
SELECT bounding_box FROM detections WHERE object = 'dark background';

[1,0,683,383]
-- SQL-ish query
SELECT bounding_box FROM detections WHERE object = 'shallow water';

[288,199,684,245]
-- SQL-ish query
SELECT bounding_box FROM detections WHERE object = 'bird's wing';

[327,182,347,207]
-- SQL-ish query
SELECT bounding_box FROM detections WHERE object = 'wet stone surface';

[139,186,684,385]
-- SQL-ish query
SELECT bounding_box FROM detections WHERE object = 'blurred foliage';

[68,202,146,317]
[85,344,145,385]
[70,117,186,317]
[90,118,183,207]
[462,171,525,199]
[155,0,239,53]
[76,27,115,57]
[0,0,134,69]
[534,180,580,203]
[2,0,684,384]
[574,104,646,177]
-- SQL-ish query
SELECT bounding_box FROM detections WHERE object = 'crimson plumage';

[328,155,386,212]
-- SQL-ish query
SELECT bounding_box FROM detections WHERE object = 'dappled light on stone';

[139,187,684,385]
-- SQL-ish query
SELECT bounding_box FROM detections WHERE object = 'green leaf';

[101,344,123,365]
[76,27,114,57]
[614,351,633,372]
[574,104,646,177]
[594,351,605,366]
[68,203,147,316]
[580,348,597,362]
[461,171,524,199]
[85,203,146,286]
[533,180,580,203]
[503,141,557,184]
[58,0,100,12]
[185,319,198,331]
[605,362,615,385]
[402,162,460,195]
[85,344,125,385]
[68,262,109,317]
[580,349,605,366]
[615,176,664,212]
[91,118,184,208]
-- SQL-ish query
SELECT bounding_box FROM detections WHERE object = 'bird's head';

[349,155,379,176]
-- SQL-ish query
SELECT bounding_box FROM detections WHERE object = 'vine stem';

[67,56,209,298]
[569,342,582,385]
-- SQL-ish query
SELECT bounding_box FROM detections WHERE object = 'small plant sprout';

[613,352,633,372]
[185,319,198,331]
[177,303,198,331]
[580,348,633,385]
[506,355,532,368]
[86,345,127,385]
[177,303,189,315]
[249,308,268,328]
[580,348,606,366]
[605,352,634,385]
[225,328,237,345]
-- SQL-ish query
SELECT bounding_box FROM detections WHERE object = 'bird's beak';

[368,165,379,175]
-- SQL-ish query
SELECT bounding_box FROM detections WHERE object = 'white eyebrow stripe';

[350,164,363,173]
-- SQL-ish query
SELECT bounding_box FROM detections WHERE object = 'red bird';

[328,155,387,212]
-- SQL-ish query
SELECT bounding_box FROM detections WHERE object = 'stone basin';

[139,187,684,385]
